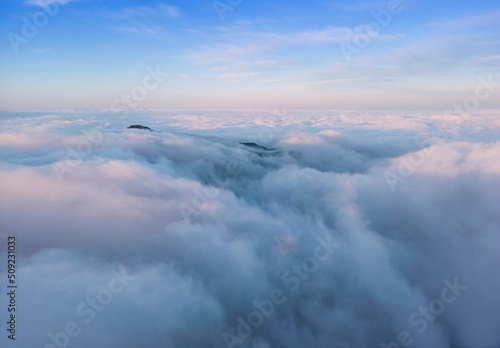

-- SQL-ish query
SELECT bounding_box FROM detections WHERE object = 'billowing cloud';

[0,110,499,348]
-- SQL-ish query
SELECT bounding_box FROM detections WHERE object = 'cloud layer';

[1,110,499,348]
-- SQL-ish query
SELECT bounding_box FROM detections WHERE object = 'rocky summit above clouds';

[127,125,152,131]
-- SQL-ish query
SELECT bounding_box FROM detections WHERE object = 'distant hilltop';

[127,125,151,131]
[239,142,275,151]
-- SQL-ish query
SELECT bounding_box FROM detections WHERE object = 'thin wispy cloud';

[121,4,180,19]
[331,0,391,12]
[183,25,400,65]
[218,72,260,79]
[429,11,500,30]
[26,0,75,7]
[113,25,167,38]
[210,59,300,72]
[2,0,499,110]
[102,4,181,20]
[474,55,500,62]
[99,4,180,39]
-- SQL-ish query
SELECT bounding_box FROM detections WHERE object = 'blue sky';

[0,0,499,111]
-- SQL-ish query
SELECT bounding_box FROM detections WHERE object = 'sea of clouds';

[1,109,499,348]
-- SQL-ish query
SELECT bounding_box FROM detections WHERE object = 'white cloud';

[1,111,500,348]
[158,4,180,18]
[428,11,500,30]
[218,72,260,79]
[104,4,181,20]
[183,25,398,65]
[26,0,75,7]
[101,4,180,38]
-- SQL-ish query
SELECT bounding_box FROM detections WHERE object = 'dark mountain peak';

[128,125,151,131]
[239,142,275,151]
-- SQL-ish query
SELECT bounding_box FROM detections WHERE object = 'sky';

[0,0,499,111]
[1,3,500,347]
